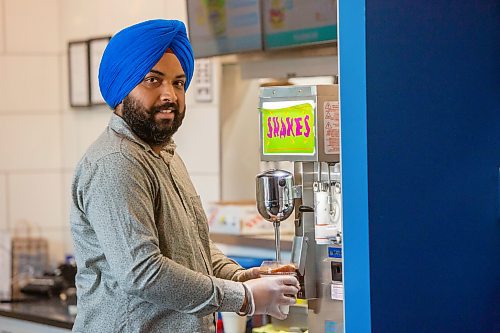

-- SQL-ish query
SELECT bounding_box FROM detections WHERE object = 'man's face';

[116,52,187,147]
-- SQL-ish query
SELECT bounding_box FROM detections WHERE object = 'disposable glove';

[243,275,299,320]
[235,267,260,282]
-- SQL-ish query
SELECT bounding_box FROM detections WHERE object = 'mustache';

[151,102,179,114]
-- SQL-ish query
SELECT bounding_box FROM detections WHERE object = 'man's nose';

[159,83,177,103]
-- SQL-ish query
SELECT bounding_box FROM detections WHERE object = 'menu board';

[187,0,263,58]
[262,0,337,50]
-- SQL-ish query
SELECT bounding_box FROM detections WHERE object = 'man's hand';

[243,275,299,320]
[235,267,260,282]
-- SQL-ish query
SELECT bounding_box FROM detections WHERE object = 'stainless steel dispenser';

[256,169,295,261]
[256,85,343,332]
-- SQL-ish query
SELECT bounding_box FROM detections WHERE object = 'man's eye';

[174,81,186,88]
[143,77,161,87]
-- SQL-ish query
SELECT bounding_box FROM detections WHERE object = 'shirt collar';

[109,113,177,160]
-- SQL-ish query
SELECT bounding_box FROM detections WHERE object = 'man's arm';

[210,241,261,282]
[210,241,244,281]
[76,153,245,316]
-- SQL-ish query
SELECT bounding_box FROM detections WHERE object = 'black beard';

[120,96,185,147]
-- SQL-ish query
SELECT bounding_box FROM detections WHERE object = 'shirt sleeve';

[76,152,245,315]
[210,240,245,281]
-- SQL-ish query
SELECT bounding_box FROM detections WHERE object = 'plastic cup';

[220,312,247,333]
[259,261,298,315]
[259,260,297,276]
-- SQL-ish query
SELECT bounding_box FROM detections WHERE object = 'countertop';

[0,298,74,329]
[210,233,293,251]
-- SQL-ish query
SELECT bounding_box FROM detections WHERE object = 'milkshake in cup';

[259,261,298,315]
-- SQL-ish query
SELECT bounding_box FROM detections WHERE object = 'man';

[70,19,299,333]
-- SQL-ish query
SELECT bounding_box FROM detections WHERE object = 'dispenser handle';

[299,205,314,213]
[295,205,314,228]
[291,236,308,276]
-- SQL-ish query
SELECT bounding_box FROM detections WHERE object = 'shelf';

[210,233,293,251]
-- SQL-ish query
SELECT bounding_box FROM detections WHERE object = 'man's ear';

[114,102,123,116]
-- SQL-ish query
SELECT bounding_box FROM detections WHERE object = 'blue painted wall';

[338,0,371,332]
[365,1,500,332]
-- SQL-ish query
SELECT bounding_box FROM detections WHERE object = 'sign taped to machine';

[324,100,340,154]
[331,281,344,301]
[328,246,342,259]
[261,102,316,155]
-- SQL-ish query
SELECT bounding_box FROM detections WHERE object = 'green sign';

[265,25,337,49]
[261,103,315,155]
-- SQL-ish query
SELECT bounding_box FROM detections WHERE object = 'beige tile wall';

[4,0,60,54]
[0,175,7,230]
[0,0,221,267]
[0,115,62,170]
[60,110,110,169]
[176,105,220,174]
[0,56,61,113]
[0,0,4,54]
[61,0,167,42]
[8,172,64,231]
[61,171,74,228]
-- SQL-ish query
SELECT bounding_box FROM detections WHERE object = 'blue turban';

[99,19,194,109]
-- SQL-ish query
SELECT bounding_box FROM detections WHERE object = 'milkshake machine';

[256,85,344,332]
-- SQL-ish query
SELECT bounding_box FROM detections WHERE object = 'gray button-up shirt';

[70,114,245,333]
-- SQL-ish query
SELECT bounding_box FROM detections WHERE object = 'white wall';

[220,64,261,201]
[0,0,220,267]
